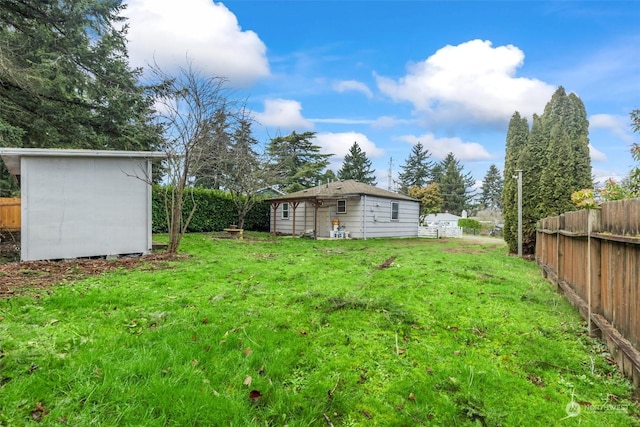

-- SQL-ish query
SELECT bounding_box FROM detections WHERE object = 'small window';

[391,202,399,221]
[281,203,290,219]
[337,199,347,214]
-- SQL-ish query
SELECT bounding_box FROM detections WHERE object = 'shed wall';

[21,156,152,260]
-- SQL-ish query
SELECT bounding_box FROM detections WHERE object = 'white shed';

[0,148,165,261]
[266,180,420,239]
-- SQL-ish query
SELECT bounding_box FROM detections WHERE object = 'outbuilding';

[266,180,420,239]
[0,148,165,261]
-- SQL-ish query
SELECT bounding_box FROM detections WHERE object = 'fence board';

[0,198,20,230]
[536,199,640,387]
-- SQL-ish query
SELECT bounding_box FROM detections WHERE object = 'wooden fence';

[0,198,20,230]
[536,199,640,387]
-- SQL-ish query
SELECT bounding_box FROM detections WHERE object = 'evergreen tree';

[539,87,592,216]
[479,164,503,211]
[337,141,377,185]
[502,87,592,255]
[398,142,433,193]
[516,114,547,254]
[434,153,475,216]
[266,131,332,192]
[502,112,529,253]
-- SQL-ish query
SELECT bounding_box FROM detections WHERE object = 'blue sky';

[123,0,640,189]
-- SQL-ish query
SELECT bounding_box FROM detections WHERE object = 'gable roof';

[265,180,418,202]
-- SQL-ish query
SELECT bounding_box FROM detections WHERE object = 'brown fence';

[536,199,640,387]
[0,198,20,230]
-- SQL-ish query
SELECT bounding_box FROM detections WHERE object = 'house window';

[281,203,290,219]
[391,202,399,221]
[337,199,347,214]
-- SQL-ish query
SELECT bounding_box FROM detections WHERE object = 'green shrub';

[458,218,481,233]
[152,186,270,233]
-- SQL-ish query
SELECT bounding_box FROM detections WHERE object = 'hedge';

[152,186,271,233]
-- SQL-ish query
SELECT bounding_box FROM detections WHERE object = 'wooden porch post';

[271,202,281,235]
[291,202,300,237]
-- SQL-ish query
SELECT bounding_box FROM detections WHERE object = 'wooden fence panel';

[0,198,20,230]
[537,199,640,387]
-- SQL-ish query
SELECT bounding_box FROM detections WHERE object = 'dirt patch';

[0,252,180,299]
[376,256,397,269]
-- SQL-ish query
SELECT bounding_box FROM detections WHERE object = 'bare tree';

[150,60,236,253]
[220,108,273,229]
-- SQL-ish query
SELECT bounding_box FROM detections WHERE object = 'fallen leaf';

[408,393,416,401]
[191,359,199,367]
[249,389,262,403]
[363,410,372,419]
[202,318,209,324]
[243,348,253,356]
[31,402,49,421]
[243,375,252,386]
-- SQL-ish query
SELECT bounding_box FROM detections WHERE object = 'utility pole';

[387,157,394,191]
[516,169,523,257]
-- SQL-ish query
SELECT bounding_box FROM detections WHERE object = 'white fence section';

[418,226,463,238]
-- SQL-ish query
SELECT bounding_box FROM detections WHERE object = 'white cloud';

[589,143,607,162]
[397,133,492,161]
[333,80,374,98]
[372,116,416,128]
[253,99,314,130]
[124,0,269,85]
[589,114,635,144]
[314,132,385,162]
[376,39,555,127]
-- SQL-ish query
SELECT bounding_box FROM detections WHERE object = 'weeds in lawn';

[0,234,638,426]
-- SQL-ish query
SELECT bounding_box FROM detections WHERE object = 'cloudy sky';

[123,0,640,189]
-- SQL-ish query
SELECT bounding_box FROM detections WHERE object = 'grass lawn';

[1,233,638,426]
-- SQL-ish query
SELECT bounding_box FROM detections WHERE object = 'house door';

[318,206,331,238]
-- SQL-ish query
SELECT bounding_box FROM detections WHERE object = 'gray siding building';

[0,148,165,261]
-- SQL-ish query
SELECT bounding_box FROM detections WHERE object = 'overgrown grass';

[1,233,638,426]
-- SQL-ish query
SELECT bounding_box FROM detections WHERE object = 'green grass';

[0,233,638,426]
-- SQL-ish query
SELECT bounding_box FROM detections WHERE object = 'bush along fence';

[152,186,271,233]
[536,199,640,388]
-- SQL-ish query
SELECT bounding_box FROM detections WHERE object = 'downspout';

[362,195,367,240]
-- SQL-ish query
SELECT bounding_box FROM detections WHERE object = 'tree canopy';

[398,142,433,193]
[337,141,376,185]
[479,164,503,211]
[266,131,331,193]
[502,87,592,254]
[434,152,475,216]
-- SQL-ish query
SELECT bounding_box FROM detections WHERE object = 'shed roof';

[266,179,418,203]
[0,148,166,176]
[424,212,461,222]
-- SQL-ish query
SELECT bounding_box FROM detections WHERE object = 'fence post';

[588,209,602,337]
[556,215,565,293]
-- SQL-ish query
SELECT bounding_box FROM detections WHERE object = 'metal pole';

[516,170,523,257]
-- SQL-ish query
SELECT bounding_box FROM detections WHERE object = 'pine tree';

[267,131,332,192]
[398,142,433,193]
[502,112,529,253]
[479,164,503,211]
[434,153,475,216]
[539,87,592,216]
[502,87,592,255]
[337,141,377,185]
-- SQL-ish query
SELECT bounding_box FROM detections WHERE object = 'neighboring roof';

[265,179,418,202]
[256,185,287,197]
[424,212,461,222]
[0,148,166,176]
